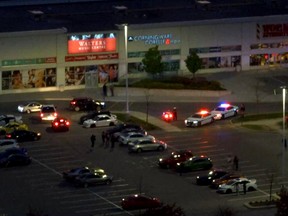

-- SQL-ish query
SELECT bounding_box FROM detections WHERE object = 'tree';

[142,45,164,77]
[275,186,288,216]
[185,51,202,79]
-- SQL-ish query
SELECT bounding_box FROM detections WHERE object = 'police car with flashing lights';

[210,103,239,120]
[184,110,215,127]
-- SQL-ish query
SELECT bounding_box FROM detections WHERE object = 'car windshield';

[215,107,225,111]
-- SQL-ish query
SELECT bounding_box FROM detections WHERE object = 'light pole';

[123,24,129,114]
[281,86,286,176]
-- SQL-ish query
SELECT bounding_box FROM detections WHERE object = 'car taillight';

[40,113,44,117]
[54,113,58,117]
[54,122,59,126]
[66,121,70,126]
[6,134,11,138]
[71,101,76,105]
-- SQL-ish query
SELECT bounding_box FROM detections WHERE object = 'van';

[0,139,19,152]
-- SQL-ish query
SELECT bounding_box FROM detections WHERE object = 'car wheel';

[91,124,96,128]
[221,114,225,119]
[158,146,164,151]
[75,107,80,112]
[106,180,112,185]
[248,187,255,192]
[226,189,232,194]
[211,118,214,123]
[34,136,38,141]
[197,122,201,127]
[109,122,115,126]
[26,109,31,114]
[137,148,142,153]
[234,111,237,116]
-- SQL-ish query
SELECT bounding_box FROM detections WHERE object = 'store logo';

[128,34,180,45]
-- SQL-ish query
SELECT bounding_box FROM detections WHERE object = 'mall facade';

[1,14,288,94]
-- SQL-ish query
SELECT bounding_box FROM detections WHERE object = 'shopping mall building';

[0,1,288,94]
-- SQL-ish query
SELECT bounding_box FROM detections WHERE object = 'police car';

[184,110,215,127]
[210,103,239,120]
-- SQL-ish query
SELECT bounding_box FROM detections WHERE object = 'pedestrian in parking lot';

[243,182,247,194]
[101,131,106,146]
[105,132,110,148]
[90,134,96,152]
[233,155,239,171]
[235,183,239,195]
[240,103,245,117]
[173,107,178,121]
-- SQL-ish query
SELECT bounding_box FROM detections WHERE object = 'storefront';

[1,15,288,94]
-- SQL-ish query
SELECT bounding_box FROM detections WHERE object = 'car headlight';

[100,102,105,106]
[184,120,187,124]
[176,163,180,166]
[159,158,163,162]
[193,121,198,124]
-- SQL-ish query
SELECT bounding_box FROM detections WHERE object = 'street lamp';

[281,86,286,176]
[123,24,129,114]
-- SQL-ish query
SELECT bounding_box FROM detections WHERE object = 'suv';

[69,97,105,112]
[79,110,111,124]
[40,105,57,121]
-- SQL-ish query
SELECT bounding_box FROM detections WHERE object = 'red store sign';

[262,23,288,38]
[65,53,119,62]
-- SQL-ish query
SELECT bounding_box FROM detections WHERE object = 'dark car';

[0,154,31,167]
[62,166,105,182]
[158,150,193,169]
[196,169,229,185]
[69,97,105,112]
[210,173,244,189]
[121,194,162,211]
[79,110,112,124]
[0,147,27,160]
[175,155,213,173]
[74,172,113,187]
[51,117,70,131]
[5,130,41,142]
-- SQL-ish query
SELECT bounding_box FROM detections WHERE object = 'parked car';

[40,105,57,121]
[74,172,113,187]
[17,102,42,113]
[184,110,215,127]
[128,138,167,153]
[0,139,19,152]
[118,132,155,146]
[217,177,257,194]
[79,110,112,124]
[210,103,239,120]
[51,117,70,131]
[62,166,105,182]
[0,114,23,126]
[0,147,27,161]
[5,130,41,142]
[210,173,244,189]
[121,194,162,210]
[175,155,213,173]
[83,114,118,128]
[0,122,29,134]
[0,153,31,168]
[106,123,146,139]
[158,150,193,169]
[69,97,105,112]
[196,169,229,185]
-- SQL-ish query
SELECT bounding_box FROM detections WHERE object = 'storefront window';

[1,68,56,90]
[201,56,241,69]
[190,45,241,54]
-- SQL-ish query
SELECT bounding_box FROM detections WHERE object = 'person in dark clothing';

[109,83,114,97]
[243,182,247,194]
[103,83,107,97]
[240,104,245,117]
[173,107,178,121]
[233,155,239,171]
[105,132,110,148]
[90,134,96,151]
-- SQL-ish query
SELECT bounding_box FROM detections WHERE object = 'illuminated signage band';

[65,53,119,62]
[68,33,117,54]
[128,33,180,45]
[2,57,56,66]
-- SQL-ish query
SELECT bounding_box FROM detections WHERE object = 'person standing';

[90,134,96,152]
[173,107,178,121]
[240,103,245,117]
[102,83,107,97]
[233,155,239,171]
[109,83,114,97]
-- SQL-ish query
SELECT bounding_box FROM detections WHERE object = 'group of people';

[89,131,116,152]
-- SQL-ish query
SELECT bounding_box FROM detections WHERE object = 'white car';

[217,177,257,194]
[184,110,215,127]
[18,102,42,113]
[0,115,23,126]
[83,114,118,128]
[118,132,155,145]
[128,138,167,153]
[211,103,239,120]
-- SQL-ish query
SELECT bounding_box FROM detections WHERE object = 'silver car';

[128,138,167,153]
[17,102,42,113]
[118,132,155,145]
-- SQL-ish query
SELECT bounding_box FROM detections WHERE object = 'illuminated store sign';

[65,53,119,62]
[68,33,117,54]
[2,57,56,66]
[257,23,288,38]
[128,33,180,45]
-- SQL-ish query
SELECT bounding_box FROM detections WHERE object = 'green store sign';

[2,57,56,66]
